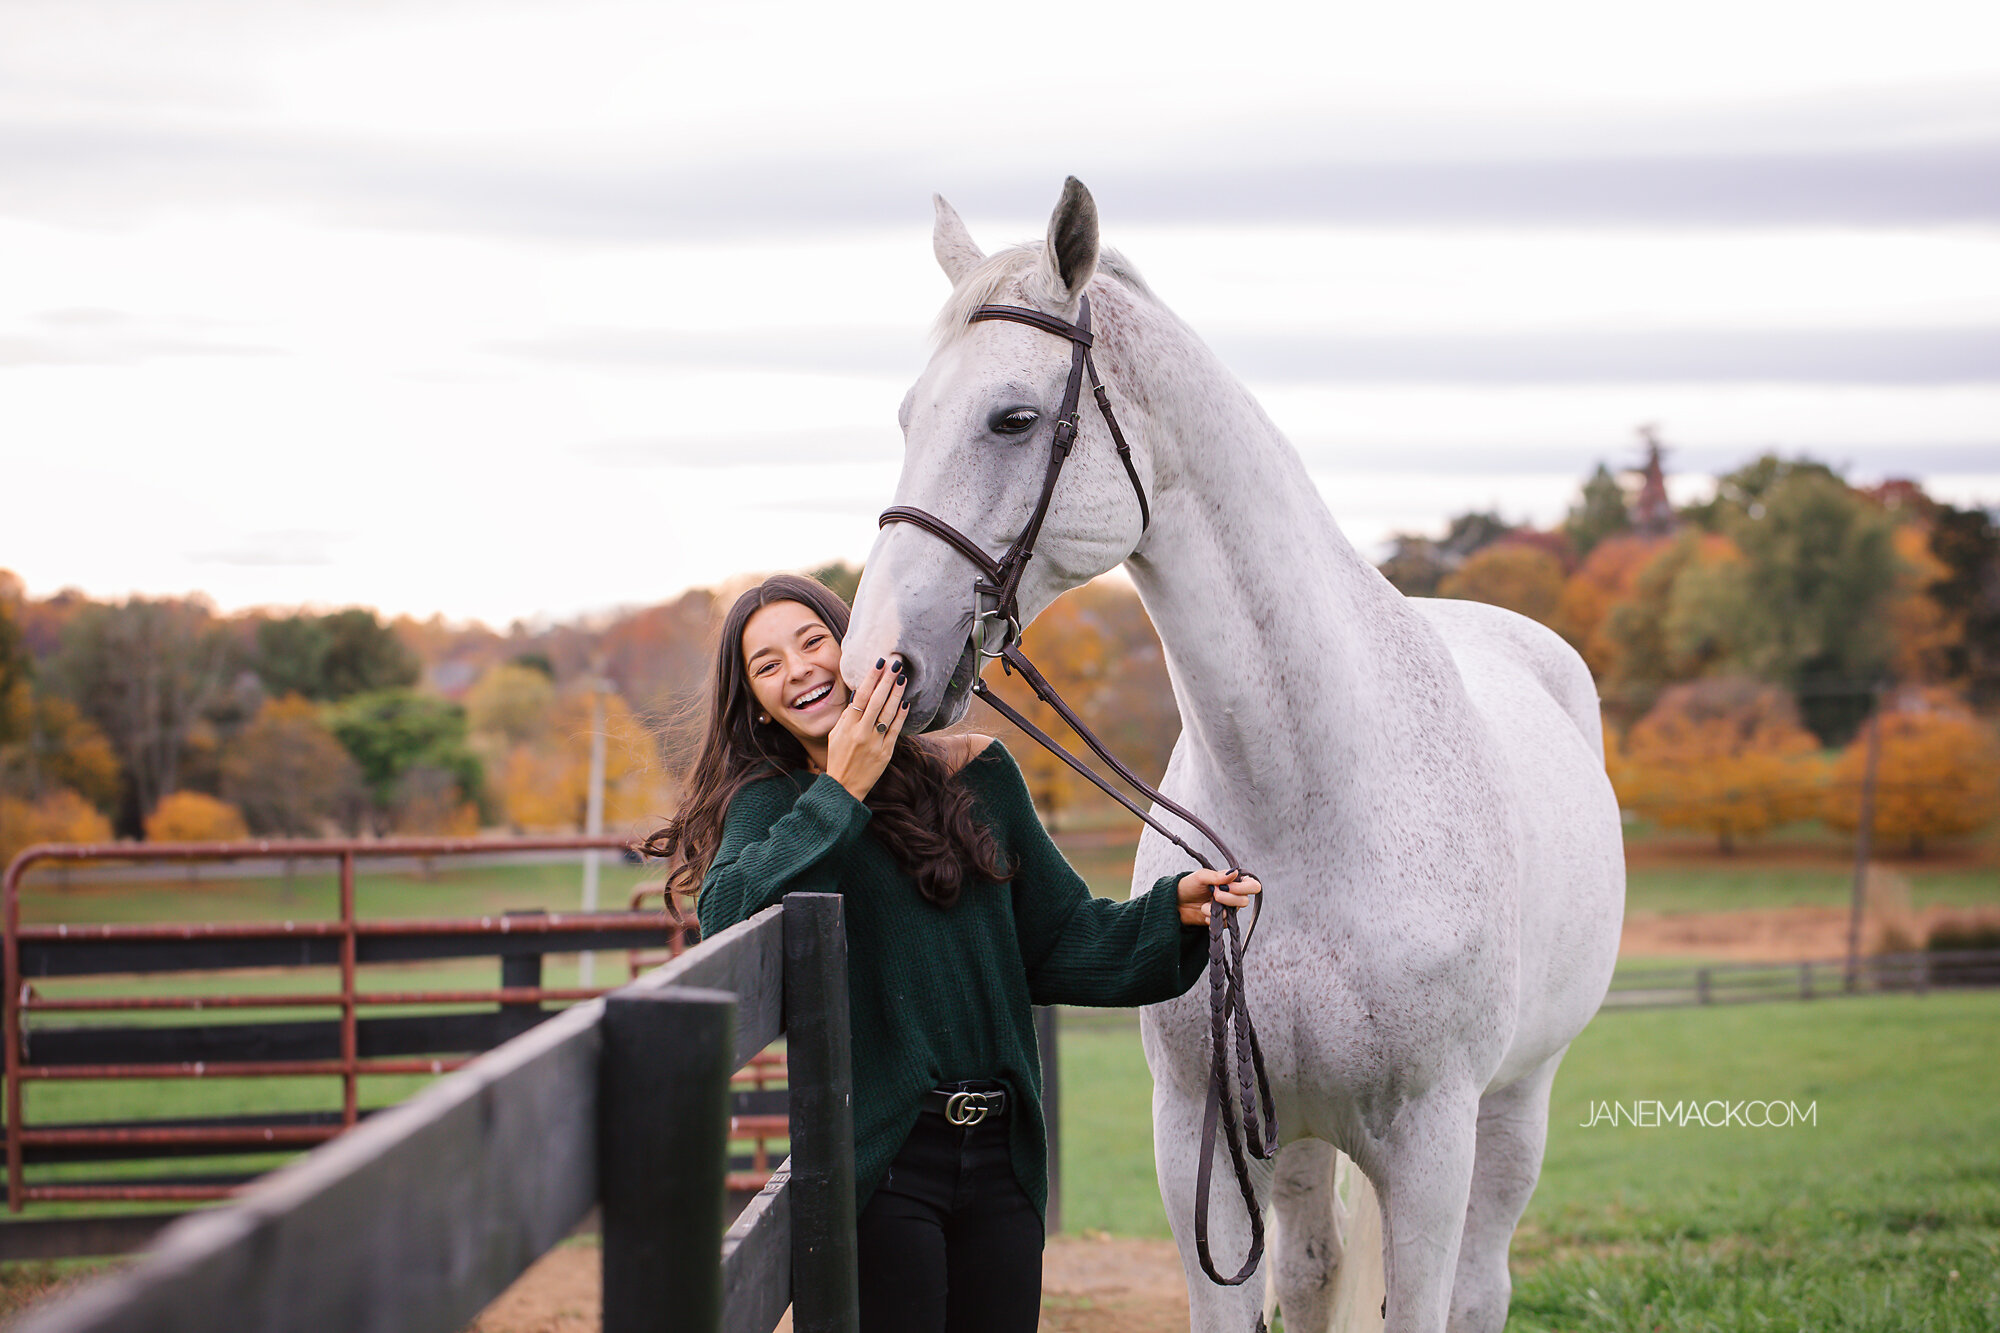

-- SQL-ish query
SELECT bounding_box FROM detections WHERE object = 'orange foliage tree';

[1823,695,2000,854]
[0,788,115,867]
[490,688,668,833]
[983,591,1111,824]
[1611,677,1822,852]
[1437,543,1566,626]
[143,791,249,842]
[1554,535,1668,675]
[1885,524,1959,683]
[220,696,363,836]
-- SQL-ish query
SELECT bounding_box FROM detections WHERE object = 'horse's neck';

[1114,302,1465,825]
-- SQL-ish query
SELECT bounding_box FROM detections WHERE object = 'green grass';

[1625,864,2000,914]
[1053,991,2000,1329]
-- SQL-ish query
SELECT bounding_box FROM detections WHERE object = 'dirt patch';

[465,1234,1192,1333]
[1621,903,2000,961]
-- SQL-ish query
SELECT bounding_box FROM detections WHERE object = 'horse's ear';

[1041,176,1099,302]
[933,195,984,285]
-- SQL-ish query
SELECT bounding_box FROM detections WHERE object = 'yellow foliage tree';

[1437,543,1566,626]
[1823,696,2000,854]
[1886,524,1959,683]
[495,688,668,833]
[1554,535,1668,676]
[989,591,1111,824]
[1612,677,1822,852]
[0,787,115,867]
[144,791,250,842]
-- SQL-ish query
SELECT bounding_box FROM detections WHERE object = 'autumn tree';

[1563,463,1632,559]
[465,663,556,747]
[220,696,363,836]
[1823,695,2000,854]
[1928,503,2000,706]
[255,609,420,701]
[1553,535,1668,674]
[143,790,249,842]
[1594,531,1743,723]
[1437,543,1566,626]
[490,688,667,833]
[0,693,121,810]
[1673,461,1899,742]
[0,788,114,867]
[1611,677,1821,852]
[325,689,484,833]
[980,592,1112,822]
[49,597,237,829]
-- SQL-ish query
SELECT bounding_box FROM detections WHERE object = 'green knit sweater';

[695,739,1209,1225]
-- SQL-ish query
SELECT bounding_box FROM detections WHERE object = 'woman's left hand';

[1176,868,1262,927]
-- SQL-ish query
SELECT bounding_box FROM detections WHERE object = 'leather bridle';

[878,295,1278,1287]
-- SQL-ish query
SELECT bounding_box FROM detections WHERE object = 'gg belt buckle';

[944,1091,992,1127]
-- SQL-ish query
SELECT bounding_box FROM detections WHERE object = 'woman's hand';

[827,656,909,802]
[1176,868,1262,927]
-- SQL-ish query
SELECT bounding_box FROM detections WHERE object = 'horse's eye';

[990,408,1040,436]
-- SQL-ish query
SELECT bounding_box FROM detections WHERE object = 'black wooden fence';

[10,892,858,1333]
[1601,947,2000,1009]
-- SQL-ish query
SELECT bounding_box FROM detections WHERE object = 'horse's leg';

[1365,1087,1480,1333]
[1445,1050,1565,1333]
[1269,1138,1346,1333]
[1151,1081,1273,1333]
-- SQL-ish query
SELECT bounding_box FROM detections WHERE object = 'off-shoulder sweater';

[694,738,1208,1225]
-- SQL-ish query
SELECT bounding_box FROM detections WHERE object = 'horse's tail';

[1328,1154,1387,1330]
[1264,1148,1386,1331]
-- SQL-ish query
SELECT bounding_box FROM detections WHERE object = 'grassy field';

[1055,992,2000,1330]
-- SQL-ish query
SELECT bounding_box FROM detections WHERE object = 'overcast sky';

[3,0,1997,625]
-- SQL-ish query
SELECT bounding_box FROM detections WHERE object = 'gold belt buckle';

[944,1091,991,1126]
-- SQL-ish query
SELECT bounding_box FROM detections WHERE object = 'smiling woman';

[639,571,1256,1333]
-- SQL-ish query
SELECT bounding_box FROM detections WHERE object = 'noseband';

[878,295,1278,1288]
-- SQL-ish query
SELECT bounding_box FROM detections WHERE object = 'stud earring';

[757,712,770,724]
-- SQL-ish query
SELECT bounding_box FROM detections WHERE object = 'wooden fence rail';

[1601,947,2000,1010]
[11,892,858,1333]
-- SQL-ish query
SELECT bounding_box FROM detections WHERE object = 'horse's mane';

[930,244,1156,348]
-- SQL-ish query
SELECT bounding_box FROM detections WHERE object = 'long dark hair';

[642,574,1009,909]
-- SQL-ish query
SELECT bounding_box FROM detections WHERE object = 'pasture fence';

[0,837,697,1260]
[1602,947,2000,1009]
[9,889,857,1333]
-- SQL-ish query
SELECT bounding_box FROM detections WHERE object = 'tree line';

[4,447,1997,865]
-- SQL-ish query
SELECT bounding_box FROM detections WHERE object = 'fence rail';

[1,836,693,1238]
[1601,947,2000,1009]
[11,891,858,1333]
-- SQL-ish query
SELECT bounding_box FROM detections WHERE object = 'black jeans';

[856,1092,1043,1333]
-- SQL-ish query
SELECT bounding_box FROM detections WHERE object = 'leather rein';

[878,296,1278,1287]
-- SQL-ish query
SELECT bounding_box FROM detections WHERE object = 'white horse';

[843,179,1624,1333]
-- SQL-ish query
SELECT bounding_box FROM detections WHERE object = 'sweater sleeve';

[696,774,873,937]
[979,746,1210,1008]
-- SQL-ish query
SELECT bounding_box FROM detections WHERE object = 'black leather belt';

[922,1085,1008,1126]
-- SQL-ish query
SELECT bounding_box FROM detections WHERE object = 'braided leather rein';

[878,296,1278,1286]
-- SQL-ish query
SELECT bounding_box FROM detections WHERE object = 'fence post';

[783,893,859,1333]
[601,987,737,1333]
[1799,962,1813,1000]
[1037,1005,1061,1235]
[1696,968,1711,1005]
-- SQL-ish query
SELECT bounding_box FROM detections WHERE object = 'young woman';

[645,573,1258,1333]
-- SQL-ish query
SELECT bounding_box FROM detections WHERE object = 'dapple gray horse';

[844,179,1624,1333]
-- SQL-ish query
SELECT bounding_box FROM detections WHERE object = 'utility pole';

[580,661,609,987]
[1844,684,1885,993]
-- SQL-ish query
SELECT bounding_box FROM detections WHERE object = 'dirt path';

[1621,902,2000,961]
[467,1234,1192,1333]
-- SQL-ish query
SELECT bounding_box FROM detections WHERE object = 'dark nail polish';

[895,672,906,686]
[875,657,884,669]
[892,659,903,672]
[901,700,909,710]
